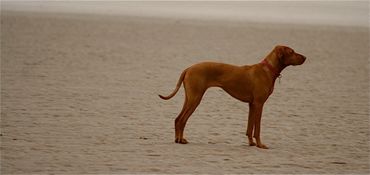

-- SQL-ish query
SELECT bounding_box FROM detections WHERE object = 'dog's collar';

[261,59,282,79]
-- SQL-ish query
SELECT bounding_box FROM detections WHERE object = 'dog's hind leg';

[174,97,187,143]
[175,82,205,144]
[176,96,203,144]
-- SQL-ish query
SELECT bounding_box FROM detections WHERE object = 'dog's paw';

[257,144,269,149]
[179,139,188,144]
[175,138,188,144]
[248,138,256,146]
[249,142,256,146]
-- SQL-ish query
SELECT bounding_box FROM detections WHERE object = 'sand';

[1,11,369,174]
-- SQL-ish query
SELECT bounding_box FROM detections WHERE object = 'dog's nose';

[301,55,306,63]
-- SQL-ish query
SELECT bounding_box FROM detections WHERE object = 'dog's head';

[275,45,306,66]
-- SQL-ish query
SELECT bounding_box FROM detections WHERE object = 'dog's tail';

[158,69,187,100]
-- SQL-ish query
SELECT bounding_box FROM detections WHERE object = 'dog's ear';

[275,45,289,66]
[274,46,284,59]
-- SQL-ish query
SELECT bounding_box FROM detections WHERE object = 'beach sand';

[1,11,369,174]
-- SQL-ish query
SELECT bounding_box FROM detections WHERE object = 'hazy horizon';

[2,1,369,27]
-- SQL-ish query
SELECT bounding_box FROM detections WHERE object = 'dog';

[159,45,306,149]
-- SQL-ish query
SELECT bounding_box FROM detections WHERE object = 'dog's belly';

[221,87,252,102]
[187,62,255,102]
[205,65,254,103]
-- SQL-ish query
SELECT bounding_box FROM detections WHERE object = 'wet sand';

[1,11,369,174]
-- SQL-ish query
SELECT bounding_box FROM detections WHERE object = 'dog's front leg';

[251,102,268,149]
[246,103,256,146]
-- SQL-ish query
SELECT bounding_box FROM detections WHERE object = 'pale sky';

[2,1,369,27]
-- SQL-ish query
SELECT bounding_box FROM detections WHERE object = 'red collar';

[261,59,281,79]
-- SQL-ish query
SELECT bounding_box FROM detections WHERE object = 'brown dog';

[159,45,306,149]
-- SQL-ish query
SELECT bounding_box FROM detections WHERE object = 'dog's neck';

[261,52,287,79]
[261,59,280,78]
[260,59,284,80]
